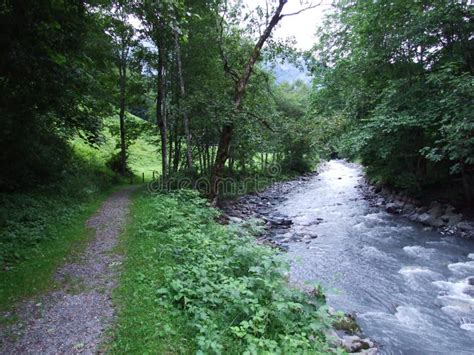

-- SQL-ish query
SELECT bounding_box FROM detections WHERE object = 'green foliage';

[0,0,114,190]
[309,0,474,198]
[113,190,337,354]
[72,114,161,176]
[0,158,117,268]
[276,81,319,173]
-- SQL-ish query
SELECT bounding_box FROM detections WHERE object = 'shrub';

[113,190,338,354]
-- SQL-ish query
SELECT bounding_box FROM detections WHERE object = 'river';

[277,160,474,354]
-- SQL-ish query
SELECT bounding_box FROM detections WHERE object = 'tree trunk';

[173,127,181,173]
[174,31,193,170]
[210,0,288,198]
[168,121,173,176]
[156,37,168,178]
[198,147,203,174]
[205,144,211,175]
[118,37,128,176]
[119,61,127,176]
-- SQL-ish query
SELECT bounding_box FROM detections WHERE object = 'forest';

[0,0,473,354]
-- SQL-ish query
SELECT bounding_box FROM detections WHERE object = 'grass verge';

[112,189,338,354]
[0,186,122,310]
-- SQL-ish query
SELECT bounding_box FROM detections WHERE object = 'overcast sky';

[243,0,333,50]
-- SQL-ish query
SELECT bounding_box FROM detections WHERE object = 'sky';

[129,1,333,51]
[243,0,333,50]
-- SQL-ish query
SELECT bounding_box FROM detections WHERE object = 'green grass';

[72,114,161,180]
[0,185,119,310]
[0,141,127,309]
[111,189,337,354]
[0,114,158,310]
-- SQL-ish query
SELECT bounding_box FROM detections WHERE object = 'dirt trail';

[0,187,134,354]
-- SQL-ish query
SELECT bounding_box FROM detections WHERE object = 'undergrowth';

[0,159,121,308]
[0,160,118,266]
[112,190,339,354]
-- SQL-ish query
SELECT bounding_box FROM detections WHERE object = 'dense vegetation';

[1,0,320,267]
[309,0,474,205]
[0,0,319,196]
[1,0,473,352]
[112,190,336,353]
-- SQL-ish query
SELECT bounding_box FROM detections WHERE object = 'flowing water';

[279,160,474,354]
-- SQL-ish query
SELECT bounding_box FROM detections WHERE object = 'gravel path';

[0,187,134,354]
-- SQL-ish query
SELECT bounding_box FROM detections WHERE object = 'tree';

[133,1,177,177]
[210,0,320,198]
[0,0,113,190]
[174,28,194,170]
[310,0,474,202]
[105,1,137,176]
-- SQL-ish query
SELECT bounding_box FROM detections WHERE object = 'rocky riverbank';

[361,179,474,239]
[220,172,315,250]
[219,169,379,354]
[220,160,474,354]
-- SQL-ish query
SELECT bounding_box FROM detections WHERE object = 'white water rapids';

[279,160,474,354]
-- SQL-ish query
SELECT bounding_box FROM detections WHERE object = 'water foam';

[399,266,442,289]
[433,278,474,331]
[460,322,474,331]
[448,261,474,274]
[360,246,394,261]
[403,245,435,259]
[395,306,430,328]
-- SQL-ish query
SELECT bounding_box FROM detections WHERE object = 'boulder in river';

[416,212,445,228]
[264,216,293,227]
[228,216,243,224]
[457,221,474,233]
[441,211,462,226]
[340,335,375,352]
[385,202,403,214]
[428,201,444,219]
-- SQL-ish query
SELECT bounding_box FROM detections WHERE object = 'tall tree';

[105,1,136,176]
[210,0,320,198]
[174,29,194,170]
[0,0,112,190]
[310,0,474,202]
[134,1,175,177]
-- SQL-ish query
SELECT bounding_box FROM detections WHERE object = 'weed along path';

[0,187,134,354]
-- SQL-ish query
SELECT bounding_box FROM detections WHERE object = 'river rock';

[351,349,378,355]
[416,213,431,225]
[263,216,293,227]
[373,181,383,193]
[416,212,445,228]
[440,211,462,226]
[386,202,403,214]
[415,206,428,214]
[428,201,444,218]
[401,203,416,215]
[341,335,374,352]
[463,288,474,297]
[457,221,474,233]
[228,216,243,224]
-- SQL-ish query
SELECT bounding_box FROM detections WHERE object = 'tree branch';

[281,1,323,17]
[243,110,274,132]
[234,0,288,108]
[216,15,240,82]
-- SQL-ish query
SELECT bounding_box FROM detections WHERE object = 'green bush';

[113,190,338,354]
[0,157,117,266]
